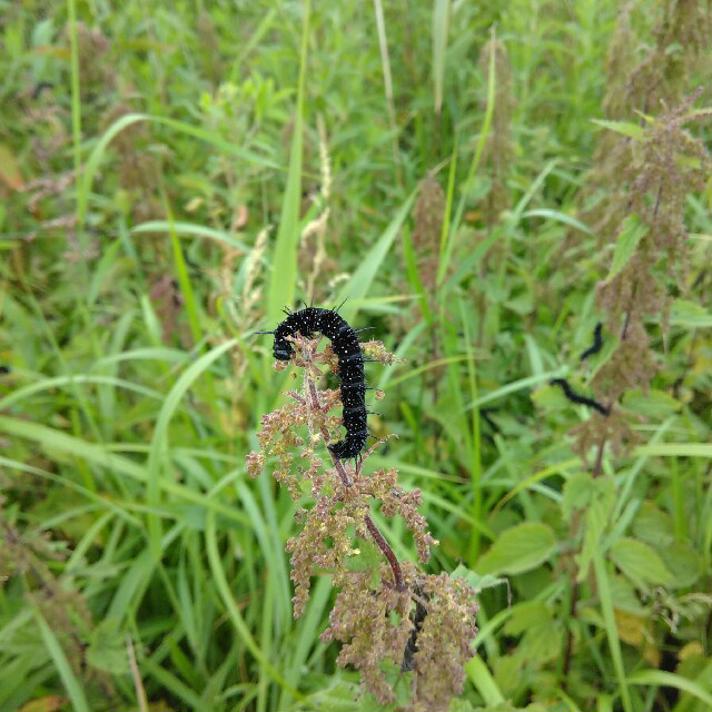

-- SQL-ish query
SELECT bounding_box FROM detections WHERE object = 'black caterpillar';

[264,307,370,459]
[579,322,603,361]
[401,585,429,672]
[550,378,610,416]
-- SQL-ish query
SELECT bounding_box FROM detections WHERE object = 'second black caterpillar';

[271,307,369,459]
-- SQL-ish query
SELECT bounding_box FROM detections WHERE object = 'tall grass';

[1,1,711,711]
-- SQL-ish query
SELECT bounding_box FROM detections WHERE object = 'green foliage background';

[1,1,711,711]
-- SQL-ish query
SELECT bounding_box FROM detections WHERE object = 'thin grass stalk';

[372,0,402,187]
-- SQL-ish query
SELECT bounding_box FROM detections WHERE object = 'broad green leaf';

[477,522,556,576]
[632,502,674,548]
[623,389,681,418]
[503,601,550,636]
[606,214,649,282]
[565,474,615,581]
[577,493,612,581]
[519,619,563,665]
[610,537,674,587]
[591,118,646,139]
[610,574,648,616]
[87,618,129,674]
[670,298,712,328]
[561,472,596,521]
[660,541,701,588]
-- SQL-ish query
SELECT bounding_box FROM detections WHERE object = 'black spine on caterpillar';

[550,378,610,416]
[579,322,603,361]
[271,307,369,459]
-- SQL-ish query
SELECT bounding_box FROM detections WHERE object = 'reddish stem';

[306,375,405,591]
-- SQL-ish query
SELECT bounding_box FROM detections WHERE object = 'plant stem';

[306,375,405,591]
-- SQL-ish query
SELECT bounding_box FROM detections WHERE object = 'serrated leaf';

[610,574,648,615]
[520,619,563,665]
[566,474,615,581]
[670,298,712,328]
[561,472,596,522]
[87,618,129,674]
[576,475,615,577]
[451,563,508,592]
[632,502,674,548]
[623,389,681,418]
[504,601,550,636]
[477,522,556,576]
[606,214,649,282]
[610,537,674,587]
[591,118,646,139]
[660,540,701,588]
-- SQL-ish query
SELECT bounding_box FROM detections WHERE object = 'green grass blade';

[0,415,250,527]
[131,221,248,252]
[78,113,277,231]
[334,190,416,323]
[266,1,310,325]
[432,0,450,116]
[593,549,633,712]
[33,606,91,712]
[146,338,237,559]
[465,655,504,706]
[628,670,712,709]
[204,511,301,700]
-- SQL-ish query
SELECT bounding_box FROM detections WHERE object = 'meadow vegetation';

[1,1,712,711]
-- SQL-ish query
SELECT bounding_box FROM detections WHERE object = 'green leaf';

[628,669,712,709]
[632,502,674,548]
[566,474,615,581]
[635,442,712,458]
[623,389,682,418]
[591,118,646,140]
[522,208,594,235]
[659,540,701,588]
[451,563,508,593]
[670,298,712,328]
[606,214,649,282]
[609,574,648,616]
[504,601,550,636]
[87,618,129,674]
[609,537,674,587]
[477,522,556,576]
[561,472,596,522]
[334,190,416,323]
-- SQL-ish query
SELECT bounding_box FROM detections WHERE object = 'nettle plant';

[247,307,478,711]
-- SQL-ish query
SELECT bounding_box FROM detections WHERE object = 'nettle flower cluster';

[247,333,478,711]
[573,95,711,469]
